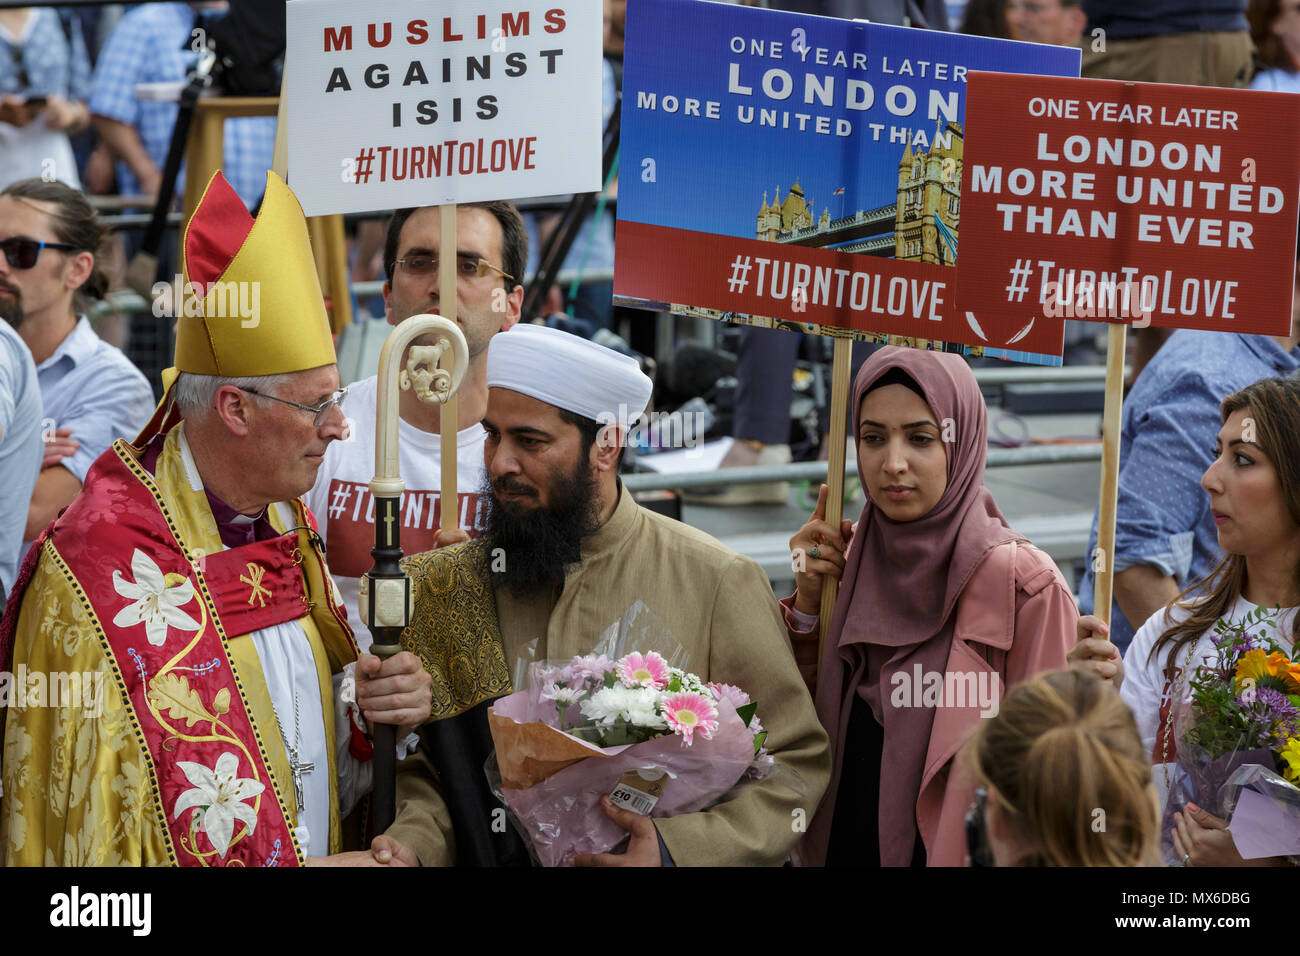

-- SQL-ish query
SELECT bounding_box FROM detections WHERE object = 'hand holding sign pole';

[818,337,853,659]
[361,312,468,831]
[1094,321,1125,628]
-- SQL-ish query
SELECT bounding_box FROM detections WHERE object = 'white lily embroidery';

[112,548,200,647]
[173,751,265,857]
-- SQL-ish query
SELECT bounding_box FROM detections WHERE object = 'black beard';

[0,281,22,329]
[484,458,600,598]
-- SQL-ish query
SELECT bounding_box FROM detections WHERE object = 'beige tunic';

[388,487,831,866]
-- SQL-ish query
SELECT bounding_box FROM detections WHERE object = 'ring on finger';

[809,545,821,560]
[1181,853,1190,866]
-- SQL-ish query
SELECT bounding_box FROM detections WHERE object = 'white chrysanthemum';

[580,686,637,726]
[624,687,668,730]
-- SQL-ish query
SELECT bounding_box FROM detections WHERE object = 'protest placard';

[955,73,1300,336]
[955,72,1300,628]
[615,0,1081,364]
[284,0,602,216]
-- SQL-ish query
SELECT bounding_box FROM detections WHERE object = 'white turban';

[486,323,653,423]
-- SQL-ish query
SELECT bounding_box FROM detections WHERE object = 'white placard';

[285,0,602,216]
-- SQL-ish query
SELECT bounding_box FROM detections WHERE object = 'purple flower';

[1215,627,1260,655]
[560,653,613,687]
[1244,687,1300,747]
[532,663,564,689]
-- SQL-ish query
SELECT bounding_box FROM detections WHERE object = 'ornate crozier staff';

[360,314,468,832]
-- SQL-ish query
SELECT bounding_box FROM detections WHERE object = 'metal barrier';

[736,509,1094,590]
[973,365,1117,385]
[623,442,1100,493]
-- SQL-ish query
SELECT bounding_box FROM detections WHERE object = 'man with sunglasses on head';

[1,171,430,866]
[304,202,524,651]
[0,179,154,554]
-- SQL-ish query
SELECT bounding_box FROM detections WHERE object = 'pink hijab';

[811,347,1020,866]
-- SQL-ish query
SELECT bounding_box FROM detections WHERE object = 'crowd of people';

[0,0,1297,870]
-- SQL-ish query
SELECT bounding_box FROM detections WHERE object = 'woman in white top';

[1071,376,1300,867]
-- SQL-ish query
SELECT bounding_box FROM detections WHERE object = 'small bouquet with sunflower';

[485,609,772,866]
[1163,606,1300,864]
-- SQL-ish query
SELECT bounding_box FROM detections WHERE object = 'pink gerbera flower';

[662,691,719,745]
[617,651,670,689]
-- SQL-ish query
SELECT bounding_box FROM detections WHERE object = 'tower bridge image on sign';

[669,121,977,353]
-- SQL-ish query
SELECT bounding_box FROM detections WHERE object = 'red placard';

[616,221,1065,357]
[955,73,1300,335]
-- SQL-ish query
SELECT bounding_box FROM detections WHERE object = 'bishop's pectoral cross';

[284,739,315,814]
[276,693,315,815]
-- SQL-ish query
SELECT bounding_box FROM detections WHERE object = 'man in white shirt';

[304,201,525,648]
[0,179,154,547]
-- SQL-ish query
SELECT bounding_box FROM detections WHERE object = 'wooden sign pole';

[1092,321,1127,628]
[271,73,289,179]
[439,206,459,532]
[817,337,854,660]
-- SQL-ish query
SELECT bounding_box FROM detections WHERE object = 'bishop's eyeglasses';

[237,386,349,427]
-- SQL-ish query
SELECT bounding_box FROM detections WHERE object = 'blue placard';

[616,0,1082,362]
[622,0,1079,243]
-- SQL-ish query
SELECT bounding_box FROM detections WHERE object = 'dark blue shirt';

[1082,0,1247,38]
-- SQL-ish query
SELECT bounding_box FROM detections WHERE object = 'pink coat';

[784,538,1077,866]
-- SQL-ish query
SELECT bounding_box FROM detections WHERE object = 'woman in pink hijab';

[783,347,1077,866]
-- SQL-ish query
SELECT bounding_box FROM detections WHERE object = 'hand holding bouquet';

[487,650,773,866]
[1165,607,1300,864]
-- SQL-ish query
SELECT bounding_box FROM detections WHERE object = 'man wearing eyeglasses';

[0,179,154,556]
[303,201,524,650]
[1,171,430,867]
[1006,0,1086,46]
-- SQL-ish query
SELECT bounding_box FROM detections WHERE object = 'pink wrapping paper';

[488,690,757,866]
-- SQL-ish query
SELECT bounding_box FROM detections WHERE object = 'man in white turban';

[375,324,829,866]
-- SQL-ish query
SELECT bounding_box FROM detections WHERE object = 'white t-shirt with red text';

[1121,595,1297,809]
[302,375,489,652]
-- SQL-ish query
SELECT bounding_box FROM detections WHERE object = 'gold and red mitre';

[136,170,337,444]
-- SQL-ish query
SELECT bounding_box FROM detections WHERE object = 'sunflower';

[1235,649,1300,695]
[1281,737,1300,785]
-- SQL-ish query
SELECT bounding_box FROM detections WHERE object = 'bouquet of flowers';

[486,647,773,866]
[1164,606,1300,864]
